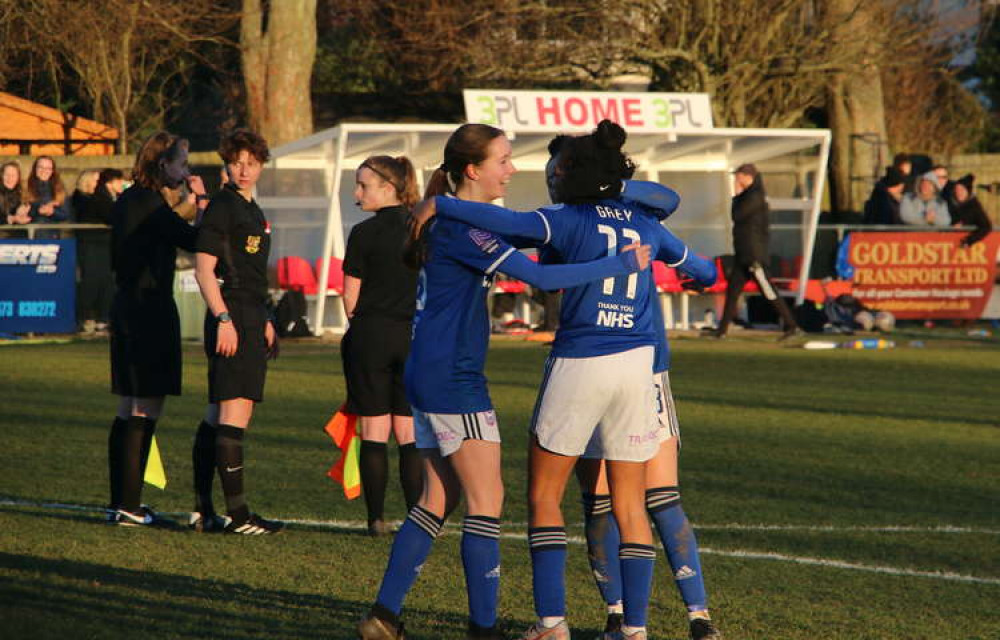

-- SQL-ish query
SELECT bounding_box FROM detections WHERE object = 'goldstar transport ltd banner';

[847,232,1000,319]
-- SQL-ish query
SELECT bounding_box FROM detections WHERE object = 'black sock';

[107,416,127,508]
[192,420,217,514]
[138,417,157,476]
[360,440,388,525]
[398,443,423,512]
[120,416,155,512]
[216,424,249,524]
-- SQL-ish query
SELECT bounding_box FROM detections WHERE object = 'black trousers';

[717,261,797,334]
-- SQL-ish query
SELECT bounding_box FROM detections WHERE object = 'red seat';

[706,257,728,293]
[315,257,345,295]
[653,262,683,293]
[277,256,318,296]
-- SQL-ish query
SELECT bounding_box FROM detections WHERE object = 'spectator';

[863,166,906,225]
[932,164,956,216]
[26,156,70,234]
[71,169,99,222]
[1,161,31,225]
[951,174,993,248]
[77,169,125,332]
[900,172,950,227]
[713,163,799,339]
[892,153,914,192]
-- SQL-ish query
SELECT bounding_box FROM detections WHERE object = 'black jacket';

[731,176,770,266]
[112,185,198,297]
[862,182,903,226]
[951,196,993,247]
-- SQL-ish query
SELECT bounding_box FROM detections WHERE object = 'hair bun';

[595,120,627,150]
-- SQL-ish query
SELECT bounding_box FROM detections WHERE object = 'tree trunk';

[825,0,889,215]
[241,0,316,148]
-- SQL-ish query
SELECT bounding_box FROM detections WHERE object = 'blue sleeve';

[496,249,639,291]
[652,224,716,286]
[435,196,550,242]
[622,181,680,220]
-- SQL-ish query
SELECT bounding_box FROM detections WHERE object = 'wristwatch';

[217,311,232,323]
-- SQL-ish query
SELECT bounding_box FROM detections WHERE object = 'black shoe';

[224,513,284,535]
[690,617,721,640]
[116,505,175,528]
[368,519,390,537]
[602,612,624,639]
[778,328,805,342]
[189,511,229,533]
[467,621,506,639]
[358,609,405,639]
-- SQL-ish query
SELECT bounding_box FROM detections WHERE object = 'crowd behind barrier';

[2,152,999,335]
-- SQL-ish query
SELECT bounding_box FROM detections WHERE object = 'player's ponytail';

[359,155,420,211]
[408,124,506,268]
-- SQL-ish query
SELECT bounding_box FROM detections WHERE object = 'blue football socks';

[461,515,502,629]
[529,526,568,619]
[374,505,443,615]
[647,486,708,612]
[582,493,623,607]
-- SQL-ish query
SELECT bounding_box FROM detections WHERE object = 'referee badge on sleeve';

[245,235,261,254]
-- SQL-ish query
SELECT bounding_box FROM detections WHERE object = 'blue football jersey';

[540,200,690,359]
[404,218,516,414]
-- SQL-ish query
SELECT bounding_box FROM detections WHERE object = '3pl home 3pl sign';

[463,90,714,134]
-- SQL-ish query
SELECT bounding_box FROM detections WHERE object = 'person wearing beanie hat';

[900,172,951,227]
[863,166,906,225]
[950,174,993,247]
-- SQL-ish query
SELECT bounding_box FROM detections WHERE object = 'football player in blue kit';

[421,121,717,640]
[357,123,653,640]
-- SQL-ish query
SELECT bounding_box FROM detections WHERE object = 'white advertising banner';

[463,89,714,134]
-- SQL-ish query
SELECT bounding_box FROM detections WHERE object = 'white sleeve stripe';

[485,247,517,274]
[666,246,688,268]
[535,210,552,244]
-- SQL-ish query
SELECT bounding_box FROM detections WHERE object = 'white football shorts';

[582,370,680,460]
[531,346,658,462]
[413,407,500,457]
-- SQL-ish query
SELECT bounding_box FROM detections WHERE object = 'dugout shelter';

[258,90,830,334]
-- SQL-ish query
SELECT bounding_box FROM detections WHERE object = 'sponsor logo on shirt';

[245,235,261,254]
[468,229,500,254]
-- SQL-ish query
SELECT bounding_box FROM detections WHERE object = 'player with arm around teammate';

[425,121,716,640]
[357,123,651,640]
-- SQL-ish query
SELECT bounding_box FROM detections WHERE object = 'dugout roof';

[259,123,830,334]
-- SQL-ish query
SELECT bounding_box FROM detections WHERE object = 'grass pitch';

[0,331,997,639]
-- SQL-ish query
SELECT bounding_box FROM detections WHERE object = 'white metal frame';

[263,123,831,334]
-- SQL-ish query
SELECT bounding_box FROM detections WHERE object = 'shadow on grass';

[0,551,485,639]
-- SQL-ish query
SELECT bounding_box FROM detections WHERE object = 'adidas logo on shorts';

[485,565,501,579]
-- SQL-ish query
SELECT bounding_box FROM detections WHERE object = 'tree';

[241,0,318,148]
[18,0,232,152]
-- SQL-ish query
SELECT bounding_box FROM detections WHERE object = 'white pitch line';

[2,497,998,586]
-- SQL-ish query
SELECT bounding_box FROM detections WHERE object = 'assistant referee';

[191,129,282,535]
[342,155,422,536]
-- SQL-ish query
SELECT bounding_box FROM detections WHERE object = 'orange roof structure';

[0,92,118,156]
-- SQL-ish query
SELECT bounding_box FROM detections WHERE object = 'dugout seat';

[315,257,345,296]
[277,256,318,296]
[653,261,689,329]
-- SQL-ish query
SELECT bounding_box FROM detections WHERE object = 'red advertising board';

[847,232,1000,319]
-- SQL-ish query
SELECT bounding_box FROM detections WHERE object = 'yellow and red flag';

[324,405,361,499]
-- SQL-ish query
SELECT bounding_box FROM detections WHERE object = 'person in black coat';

[106,132,207,526]
[713,164,799,339]
[951,174,993,248]
[77,169,125,330]
[863,166,906,225]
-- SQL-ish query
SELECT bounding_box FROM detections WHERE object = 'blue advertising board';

[0,239,77,333]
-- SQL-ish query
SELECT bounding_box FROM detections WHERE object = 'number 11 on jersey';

[597,224,640,299]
